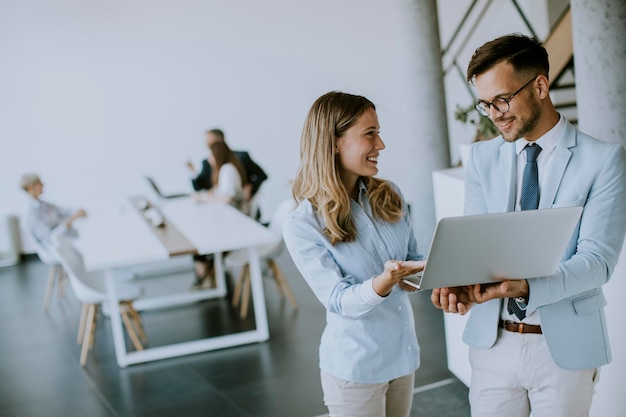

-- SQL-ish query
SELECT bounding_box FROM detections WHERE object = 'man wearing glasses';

[432,34,626,416]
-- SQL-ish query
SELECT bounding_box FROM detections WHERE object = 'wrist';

[515,280,529,304]
[372,275,391,297]
[515,295,528,304]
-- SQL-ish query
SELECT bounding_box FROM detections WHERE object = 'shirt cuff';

[359,277,386,306]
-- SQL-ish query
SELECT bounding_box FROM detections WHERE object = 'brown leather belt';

[500,320,542,334]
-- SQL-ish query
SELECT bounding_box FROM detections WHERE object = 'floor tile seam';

[77,368,122,417]
[412,377,457,394]
[128,389,252,417]
[187,387,254,417]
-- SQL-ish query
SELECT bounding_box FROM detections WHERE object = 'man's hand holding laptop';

[431,278,530,315]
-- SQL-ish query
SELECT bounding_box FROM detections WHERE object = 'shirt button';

[407,346,412,350]
[398,306,402,311]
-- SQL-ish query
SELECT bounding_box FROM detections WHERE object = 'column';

[570,0,626,147]
[570,1,626,416]
[403,0,451,249]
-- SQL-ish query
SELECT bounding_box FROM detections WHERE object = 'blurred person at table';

[190,140,249,289]
[20,173,87,249]
[186,128,268,219]
[196,140,250,214]
[283,91,426,417]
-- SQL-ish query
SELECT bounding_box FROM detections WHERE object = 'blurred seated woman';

[194,141,250,215]
[20,173,87,250]
[192,141,250,289]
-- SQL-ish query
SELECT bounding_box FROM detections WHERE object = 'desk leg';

[214,251,226,293]
[247,246,269,341]
[105,270,129,368]
[105,250,269,368]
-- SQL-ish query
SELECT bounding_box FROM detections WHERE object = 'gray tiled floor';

[0,250,469,417]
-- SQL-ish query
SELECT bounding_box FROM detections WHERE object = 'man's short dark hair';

[466,33,549,84]
[206,128,225,141]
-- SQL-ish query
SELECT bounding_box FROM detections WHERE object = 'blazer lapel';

[539,121,576,209]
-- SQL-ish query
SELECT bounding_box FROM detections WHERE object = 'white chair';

[226,199,298,318]
[51,235,147,366]
[27,229,68,312]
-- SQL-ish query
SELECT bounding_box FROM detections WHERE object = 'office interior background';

[1,0,625,416]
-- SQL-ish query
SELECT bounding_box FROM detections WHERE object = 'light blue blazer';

[462,120,626,370]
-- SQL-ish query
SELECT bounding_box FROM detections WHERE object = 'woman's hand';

[66,209,87,228]
[373,260,426,296]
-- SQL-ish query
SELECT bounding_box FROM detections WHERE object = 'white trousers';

[469,329,599,417]
[320,370,414,417]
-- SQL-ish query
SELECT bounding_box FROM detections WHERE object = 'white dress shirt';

[502,115,566,324]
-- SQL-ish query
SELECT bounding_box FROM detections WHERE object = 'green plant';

[454,104,499,141]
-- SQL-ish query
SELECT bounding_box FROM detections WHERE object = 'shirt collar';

[515,114,565,156]
[27,195,43,209]
[355,179,370,206]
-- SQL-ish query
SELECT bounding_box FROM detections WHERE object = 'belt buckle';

[517,323,524,334]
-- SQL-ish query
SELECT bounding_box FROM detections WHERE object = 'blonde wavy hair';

[292,91,404,245]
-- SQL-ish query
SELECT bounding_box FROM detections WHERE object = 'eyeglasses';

[474,76,537,116]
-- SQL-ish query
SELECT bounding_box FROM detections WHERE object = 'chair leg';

[42,265,58,311]
[88,305,99,349]
[57,268,66,298]
[80,304,97,366]
[77,303,89,344]
[120,302,144,352]
[240,269,251,319]
[268,259,299,309]
[123,301,148,343]
[267,260,286,298]
[232,264,249,308]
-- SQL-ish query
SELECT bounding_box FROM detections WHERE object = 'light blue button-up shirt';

[22,196,73,247]
[283,181,423,383]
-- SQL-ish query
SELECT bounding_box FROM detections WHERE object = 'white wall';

[0,0,435,252]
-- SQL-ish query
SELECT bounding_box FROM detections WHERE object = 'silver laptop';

[402,206,583,290]
[145,176,190,199]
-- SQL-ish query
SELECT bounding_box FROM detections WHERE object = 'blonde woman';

[283,91,426,417]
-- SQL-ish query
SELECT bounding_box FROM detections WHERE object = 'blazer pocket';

[552,198,586,209]
[573,291,607,316]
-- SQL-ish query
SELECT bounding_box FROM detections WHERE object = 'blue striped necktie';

[520,144,542,211]
[508,143,543,320]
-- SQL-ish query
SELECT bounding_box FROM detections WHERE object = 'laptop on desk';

[402,206,583,291]
[145,176,190,199]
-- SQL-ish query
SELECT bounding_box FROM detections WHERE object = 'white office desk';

[77,198,276,367]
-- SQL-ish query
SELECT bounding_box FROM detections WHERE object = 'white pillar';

[570,0,626,147]
[570,1,626,416]
[402,0,451,249]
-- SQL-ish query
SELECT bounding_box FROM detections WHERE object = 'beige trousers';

[469,329,599,417]
[320,370,414,417]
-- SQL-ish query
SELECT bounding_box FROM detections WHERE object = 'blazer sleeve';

[527,144,626,311]
[191,159,213,191]
[236,151,268,197]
